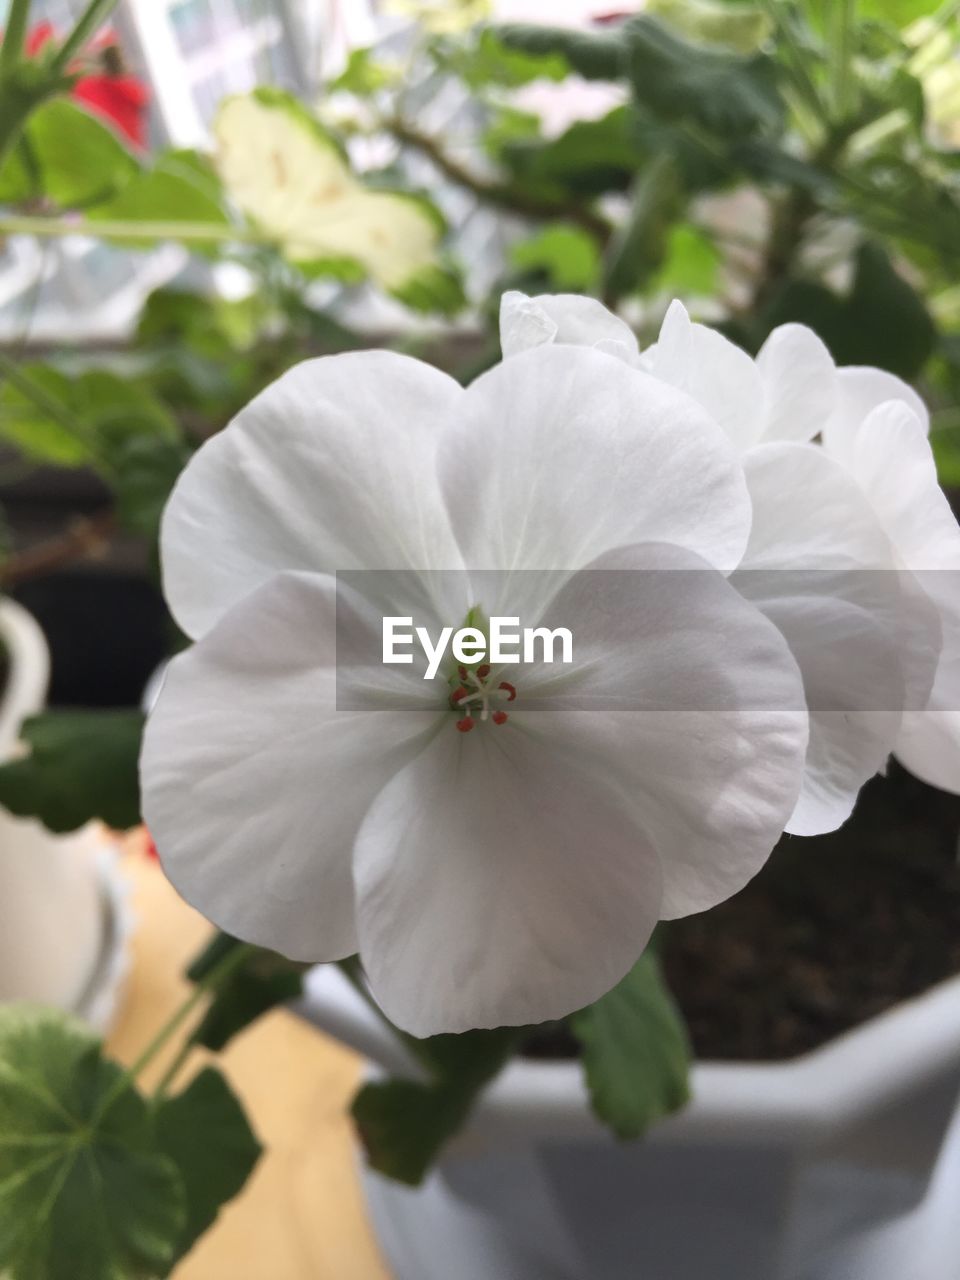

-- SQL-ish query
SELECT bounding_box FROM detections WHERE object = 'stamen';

[451,687,470,704]
[498,682,517,702]
[492,710,509,726]
[477,664,491,679]
[456,716,476,733]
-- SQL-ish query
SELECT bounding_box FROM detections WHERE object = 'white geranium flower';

[215,91,441,290]
[141,343,808,1037]
[500,292,948,832]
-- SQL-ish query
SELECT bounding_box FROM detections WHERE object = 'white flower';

[215,91,441,290]
[501,292,951,831]
[141,343,808,1036]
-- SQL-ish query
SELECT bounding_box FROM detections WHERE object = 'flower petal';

[440,343,752,577]
[354,727,663,1036]
[643,300,765,451]
[161,350,464,639]
[834,400,960,570]
[755,323,836,445]
[515,543,808,917]
[499,291,640,360]
[757,595,902,835]
[141,572,441,962]
[822,366,930,468]
[735,442,941,831]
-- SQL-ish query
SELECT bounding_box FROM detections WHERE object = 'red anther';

[451,686,470,703]
[458,665,468,680]
[492,710,509,726]
[498,682,517,702]
[477,664,491,679]
[456,716,475,733]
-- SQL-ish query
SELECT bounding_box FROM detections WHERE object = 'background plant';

[0,0,958,1272]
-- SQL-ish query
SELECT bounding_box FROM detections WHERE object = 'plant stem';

[0,0,33,76]
[95,943,255,1121]
[388,116,614,246]
[0,212,265,245]
[0,509,115,588]
[832,0,856,122]
[50,0,120,72]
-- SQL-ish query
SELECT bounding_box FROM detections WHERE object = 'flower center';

[449,664,517,733]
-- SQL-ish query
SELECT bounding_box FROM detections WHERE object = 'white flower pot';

[298,964,960,1280]
[0,598,129,1028]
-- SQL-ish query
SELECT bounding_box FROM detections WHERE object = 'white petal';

[896,711,960,793]
[838,400,960,570]
[822,366,930,467]
[736,442,941,831]
[645,300,765,451]
[757,596,902,835]
[516,543,808,918]
[161,350,464,639]
[499,291,639,361]
[895,583,960,793]
[141,572,441,962]
[442,343,751,577]
[739,442,894,569]
[354,727,663,1037]
[755,324,837,445]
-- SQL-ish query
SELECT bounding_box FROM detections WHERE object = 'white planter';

[298,964,960,1280]
[0,598,128,1028]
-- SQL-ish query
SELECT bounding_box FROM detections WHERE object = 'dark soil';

[524,763,960,1062]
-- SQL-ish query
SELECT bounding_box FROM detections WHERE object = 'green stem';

[50,0,120,72]
[95,944,255,1121]
[0,212,265,245]
[0,0,33,76]
[832,0,857,122]
[151,1038,195,1104]
[387,116,613,246]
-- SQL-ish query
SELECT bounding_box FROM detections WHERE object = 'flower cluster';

[141,293,960,1037]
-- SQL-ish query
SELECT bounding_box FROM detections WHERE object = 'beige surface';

[106,851,391,1280]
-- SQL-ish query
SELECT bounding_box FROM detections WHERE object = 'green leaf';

[0,136,40,204]
[0,365,90,467]
[498,106,643,199]
[89,151,230,249]
[352,1025,520,1185]
[570,950,692,1140]
[25,98,139,208]
[112,434,191,540]
[390,262,467,315]
[603,152,683,299]
[654,222,722,294]
[623,15,785,137]
[647,0,773,53]
[495,23,627,81]
[0,362,179,472]
[442,27,576,88]
[511,223,601,290]
[329,47,401,95]
[758,240,936,378]
[932,424,960,488]
[0,1006,185,1280]
[0,710,144,833]
[154,1067,261,1261]
[186,934,304,1053]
